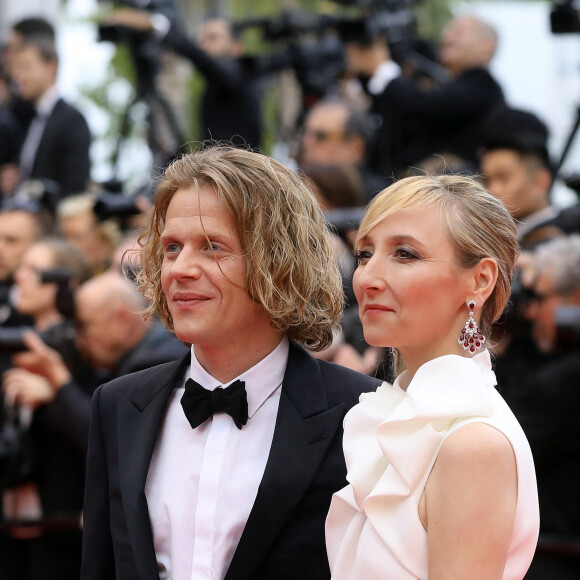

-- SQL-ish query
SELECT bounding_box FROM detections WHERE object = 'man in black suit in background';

[345,15,504,177]
[81,146,380,580]
[9,35,91,200]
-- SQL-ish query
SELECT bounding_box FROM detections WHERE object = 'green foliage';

[415,0,455,42]
[79,42,138,168]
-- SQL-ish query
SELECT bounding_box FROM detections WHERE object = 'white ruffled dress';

[326,350,539,580]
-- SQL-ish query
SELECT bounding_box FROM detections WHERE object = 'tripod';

[111,36,185,180]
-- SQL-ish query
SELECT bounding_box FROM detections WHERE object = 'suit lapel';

[225,344,345,580]
[117,354,190,580]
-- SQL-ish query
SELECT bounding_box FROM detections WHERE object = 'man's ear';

[472,257,498,305]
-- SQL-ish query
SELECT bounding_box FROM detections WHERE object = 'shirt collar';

[35,85,59,118]
[188,336,289,418]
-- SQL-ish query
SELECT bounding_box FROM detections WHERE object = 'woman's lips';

[363,304,394,314]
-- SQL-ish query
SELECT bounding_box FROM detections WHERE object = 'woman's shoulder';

[437,422,516,468]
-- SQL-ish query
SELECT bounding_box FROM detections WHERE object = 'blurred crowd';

[0,6,580,579]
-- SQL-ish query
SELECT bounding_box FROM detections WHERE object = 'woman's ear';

[472,257,498,305]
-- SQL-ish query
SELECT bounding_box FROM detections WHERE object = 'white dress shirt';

[367,61,402,96]
[145,336,289,580]
[19,85,59,179]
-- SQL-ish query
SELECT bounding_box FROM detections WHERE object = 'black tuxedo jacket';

[29,98,91,197]
[81,342,380,579]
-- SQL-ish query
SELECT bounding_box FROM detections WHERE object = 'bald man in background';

[345,15,505,176]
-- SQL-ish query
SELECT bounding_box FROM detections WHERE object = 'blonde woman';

[326,175,539,579]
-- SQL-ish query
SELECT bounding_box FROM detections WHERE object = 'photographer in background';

[0,238,92,580]
[105,9,263,149]
[505,234,580,579]
[1,267,187,579]
[345,14,504,177]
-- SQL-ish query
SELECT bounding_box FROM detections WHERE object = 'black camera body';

[550,0,580,34]
[97,0,179,98]
[0,322,77,355]
[0,413,35,491]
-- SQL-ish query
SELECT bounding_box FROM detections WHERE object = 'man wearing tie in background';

[10,35,91,200]
[80,146,380,580]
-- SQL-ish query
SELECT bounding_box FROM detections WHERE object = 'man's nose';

[168,248,203,280]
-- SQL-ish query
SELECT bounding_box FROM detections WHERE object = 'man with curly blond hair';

[81,146,380,580]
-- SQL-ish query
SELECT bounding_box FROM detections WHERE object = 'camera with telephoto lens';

[234,0,434,102]
[92,179,152,223]
[97,0,179,98]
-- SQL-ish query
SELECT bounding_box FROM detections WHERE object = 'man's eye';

[165,243,180,254]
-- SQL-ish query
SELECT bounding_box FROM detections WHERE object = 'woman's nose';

[354,258,385,293]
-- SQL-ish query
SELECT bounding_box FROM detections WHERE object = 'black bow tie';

[181,378,248,430]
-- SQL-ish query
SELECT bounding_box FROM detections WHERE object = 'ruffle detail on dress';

[334,351,497,533]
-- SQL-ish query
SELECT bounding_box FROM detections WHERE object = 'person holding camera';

[0,238,93,580]
[345,14,504,177]
[2,260,186,578]
[504,234,580,578]
[105,9,263,150]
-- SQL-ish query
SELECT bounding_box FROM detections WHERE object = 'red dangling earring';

[458,299,486,354]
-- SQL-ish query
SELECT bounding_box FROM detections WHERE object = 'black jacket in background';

[504,349,580,579]
[164,27,262,150]
[28,98,91,197]
[370,67,505,176]
[0,106,21,168]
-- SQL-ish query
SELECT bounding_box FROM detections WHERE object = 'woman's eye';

[354,249,373,264]
[394,247,419,260]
